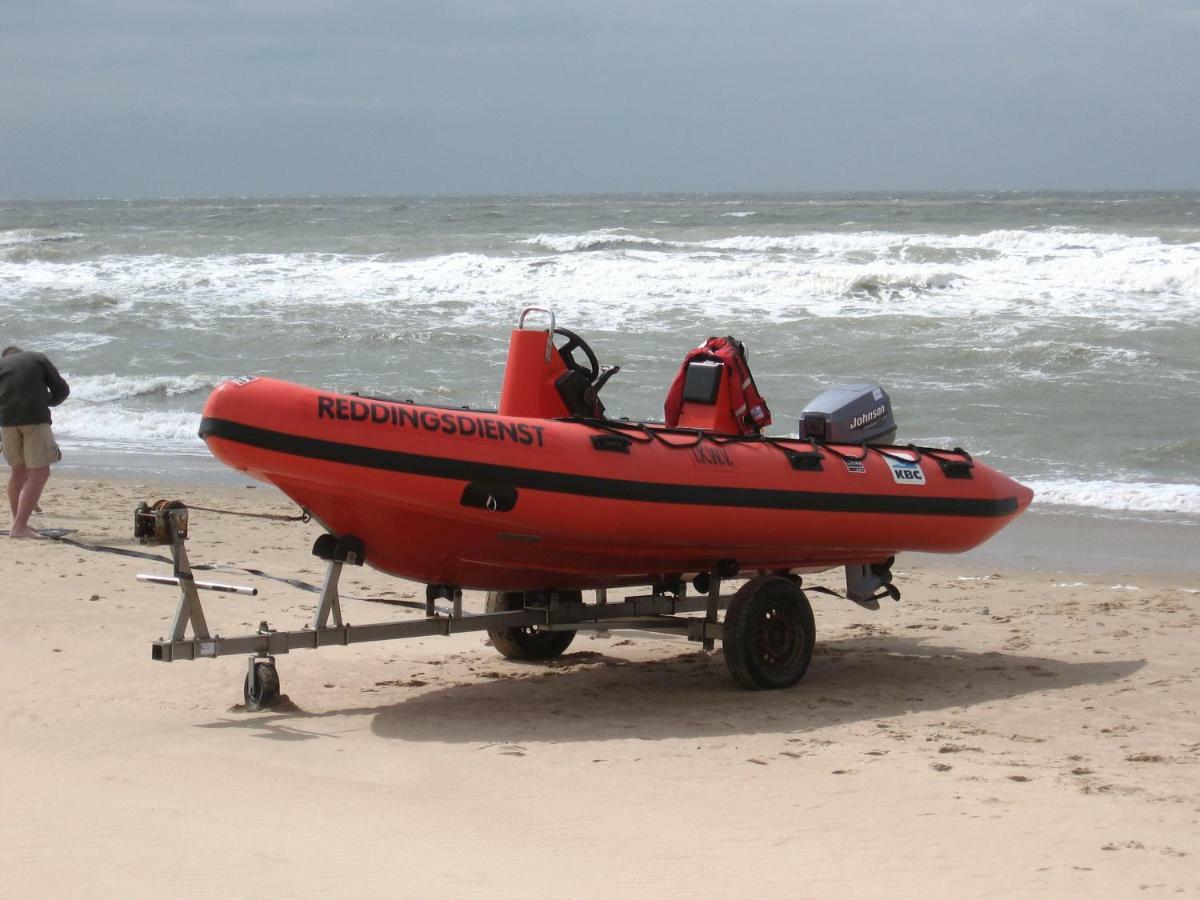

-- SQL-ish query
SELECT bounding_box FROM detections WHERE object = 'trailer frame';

[145,504,777,708]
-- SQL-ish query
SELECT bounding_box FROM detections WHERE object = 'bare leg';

[7,463,28,519]
[10,466,49,538]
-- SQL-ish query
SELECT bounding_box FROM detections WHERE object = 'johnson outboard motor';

[799,383,901,611]
[799,383,896,445]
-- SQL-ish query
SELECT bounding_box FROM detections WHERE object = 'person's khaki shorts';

[1,424,63,468]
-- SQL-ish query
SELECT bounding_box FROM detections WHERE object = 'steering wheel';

[553,327,600,382]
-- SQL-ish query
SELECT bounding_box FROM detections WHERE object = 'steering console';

[552,327,619,417]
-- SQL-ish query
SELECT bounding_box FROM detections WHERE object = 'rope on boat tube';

[567,416,971,468]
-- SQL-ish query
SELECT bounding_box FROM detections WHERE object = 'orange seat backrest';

[498,328,571,419]
[676,363,742,433]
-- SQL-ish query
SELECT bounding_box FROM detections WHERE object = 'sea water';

[2,193,1198,536]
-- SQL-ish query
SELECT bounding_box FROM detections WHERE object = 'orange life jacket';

[664,336,772,435]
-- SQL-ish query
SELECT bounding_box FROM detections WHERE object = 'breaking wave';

[521,230,670,252]
[0,229,83,248]
[0,230,85,262]
[67,374,218,403]
[1027,479,1200,516]
[52,405,204,450]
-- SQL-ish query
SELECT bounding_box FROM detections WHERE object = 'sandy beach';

[2,473,1198,898]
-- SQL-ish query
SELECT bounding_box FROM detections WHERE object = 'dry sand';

[2,474,1198,898]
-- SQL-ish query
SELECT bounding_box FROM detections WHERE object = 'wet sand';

[2,474,1197,897]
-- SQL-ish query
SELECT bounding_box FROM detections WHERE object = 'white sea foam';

[2,227,1198,332]
[1026,478,1200,516]
[53,405,204,450]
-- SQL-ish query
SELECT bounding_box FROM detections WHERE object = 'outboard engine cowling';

[800,383,896,445]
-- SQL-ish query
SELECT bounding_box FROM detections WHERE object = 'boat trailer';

[141,501,893,709]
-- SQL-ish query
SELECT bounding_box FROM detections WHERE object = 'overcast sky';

[3,0,1199,198]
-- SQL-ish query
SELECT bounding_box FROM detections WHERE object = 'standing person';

[0,346,70,538]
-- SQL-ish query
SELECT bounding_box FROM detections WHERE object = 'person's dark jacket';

[0,351,71,427]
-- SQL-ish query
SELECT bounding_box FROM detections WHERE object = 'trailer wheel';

[244,659,281,711]
[722,576,815,690]
[485,591,576,660]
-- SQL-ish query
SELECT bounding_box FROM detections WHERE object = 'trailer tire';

[485,591,576,660]
[244,660,281,711]
[722,576,815,690]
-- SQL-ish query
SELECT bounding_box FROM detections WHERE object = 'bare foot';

[8,527,43,539]
[33,504,42,514]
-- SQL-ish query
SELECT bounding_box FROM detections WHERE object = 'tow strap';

[185,505,310,523]
[41,531,423,610]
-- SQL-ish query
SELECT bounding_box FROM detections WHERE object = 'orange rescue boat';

[169,307,1032,700]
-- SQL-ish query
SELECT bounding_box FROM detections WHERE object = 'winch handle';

[517,307,556,363]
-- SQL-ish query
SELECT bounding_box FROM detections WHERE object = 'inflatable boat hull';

[200,377,1033,591]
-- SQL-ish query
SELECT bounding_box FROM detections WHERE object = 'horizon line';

[5,187,1200,204]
